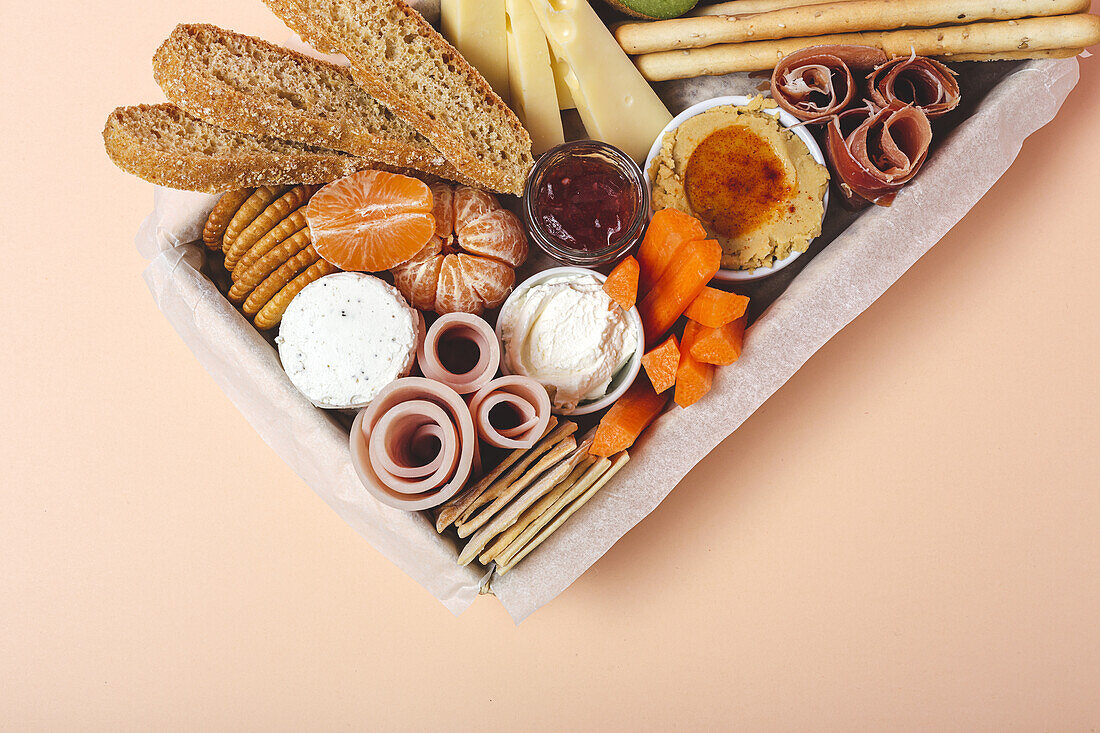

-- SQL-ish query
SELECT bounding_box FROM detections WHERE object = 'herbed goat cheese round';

[276,273,419,409]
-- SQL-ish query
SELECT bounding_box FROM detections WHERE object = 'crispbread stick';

[488,457,613,569]
[456,439,593,566]
[434,417,566,532]
[478,457,599,565]
[634,14,1100,79]
[938,46,1084,61]
[616,0,1091,54]
[455,436,579,539]
[496,452,631,576]
[692,0,844,17]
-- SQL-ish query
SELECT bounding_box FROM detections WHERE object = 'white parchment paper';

[137,57,1079,622]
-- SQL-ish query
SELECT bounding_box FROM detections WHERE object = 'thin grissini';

[634,14,1100,79]
[616,0,1091,54]
[691,0,844,16]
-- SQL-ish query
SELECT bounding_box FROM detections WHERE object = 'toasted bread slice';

[268,0,534,195]
[103,103,372,193]
[153,24,475,188]
[263,0,343,53]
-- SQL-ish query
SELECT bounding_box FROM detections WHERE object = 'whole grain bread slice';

[103,103,373,193]
[153,24,476,188]
[264,0,343,53]
[266,0,534,195]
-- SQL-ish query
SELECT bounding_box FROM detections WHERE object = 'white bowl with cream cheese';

[495,267,644,416]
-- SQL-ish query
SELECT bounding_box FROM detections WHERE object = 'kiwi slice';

[599,0,699,19]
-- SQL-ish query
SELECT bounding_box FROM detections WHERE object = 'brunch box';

[113,0,1086,620]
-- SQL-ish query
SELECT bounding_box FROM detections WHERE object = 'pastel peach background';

[3,0,1098,729]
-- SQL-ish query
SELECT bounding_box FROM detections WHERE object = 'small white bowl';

[495,267,644,416]
[643,95,830,283]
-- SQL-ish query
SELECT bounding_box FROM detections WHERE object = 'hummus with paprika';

[650,96,829,271]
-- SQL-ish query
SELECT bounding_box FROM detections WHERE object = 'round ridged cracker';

[231,209,308,281]
[253,260,340,331]
[203,188,253,250]
[242,245,321,317]
[224,185,315,271]
[228,228,313,304]
[222,186,286,255]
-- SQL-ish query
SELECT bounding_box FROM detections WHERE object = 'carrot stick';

[638,238,722,346]
[675,321,714,408]
[637,209,707,294]
[684,287,749,328]
[640,334,680,394]
[591,378,670,457]
[604,256,640,310]
[689,315,747,366]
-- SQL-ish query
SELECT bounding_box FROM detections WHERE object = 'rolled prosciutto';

[825,101,933,207]
[770,45,888,122]
[868,55,960,118]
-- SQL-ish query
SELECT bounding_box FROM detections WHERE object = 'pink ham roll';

[349,377,476,511]
[468,376,552,450]
[417,313,501,395]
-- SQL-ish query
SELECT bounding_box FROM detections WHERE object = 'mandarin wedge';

[306,169,435,272]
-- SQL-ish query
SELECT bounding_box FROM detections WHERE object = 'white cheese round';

[276,273,419,409]
[499,273,638,411]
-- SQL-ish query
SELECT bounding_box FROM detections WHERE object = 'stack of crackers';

[435,418,630,574]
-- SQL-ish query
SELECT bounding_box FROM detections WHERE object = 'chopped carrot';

[675,321,714,408]
[640,334,680,394]
[637,209,707,293]
[637,238,722,346]
[591,378,670,457]
[690,315,747,366]
[684,287,749,328]
[603,256,640,310]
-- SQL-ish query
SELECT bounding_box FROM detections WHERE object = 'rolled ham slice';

[468,376,552,450]
[350,377,476,511]
[868,55,960,119]
[825,101,933,207]
[770,44,887,122]
[417,313,500,395]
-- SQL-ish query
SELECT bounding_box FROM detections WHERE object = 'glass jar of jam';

[522,140,649,268]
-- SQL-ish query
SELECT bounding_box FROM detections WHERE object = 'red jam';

[532,153,640,252]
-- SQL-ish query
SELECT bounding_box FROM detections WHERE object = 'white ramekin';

[643,95,830,283]
[495,267,645,416]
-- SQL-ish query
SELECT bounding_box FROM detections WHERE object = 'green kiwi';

[599,0,699,20]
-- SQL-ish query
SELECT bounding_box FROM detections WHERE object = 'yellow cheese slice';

[441,0,510,105]
[505,0,565,154]
[549,45,576,111]
[527,0,672,162]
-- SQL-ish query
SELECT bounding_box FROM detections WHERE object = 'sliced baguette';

[103,103,372,193]
[153,24,475,188]
[272,0,534,195]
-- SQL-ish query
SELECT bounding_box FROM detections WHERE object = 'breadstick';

[634,14,1100,79]
[495,452,631,576]
[937,46,1083,61]
[616,0,1090,54]
[692,0,844,16]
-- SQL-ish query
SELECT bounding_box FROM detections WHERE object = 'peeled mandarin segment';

[454,186,496,224]
[430,183,455,239]
[391,238,444,311]
[306,169,435,272]
[457,208,528,267]
[437,254,514,315]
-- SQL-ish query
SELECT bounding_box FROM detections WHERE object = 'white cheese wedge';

[276,273,419,409]
[505,0,564,154]
[527,0,673,162]
[549,44,575,110]
[441,0,510,105]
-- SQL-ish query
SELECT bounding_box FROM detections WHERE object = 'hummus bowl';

[643,95,830,283]
[495,267,645,417]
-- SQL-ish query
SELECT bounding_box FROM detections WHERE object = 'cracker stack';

[436,419,631,575]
